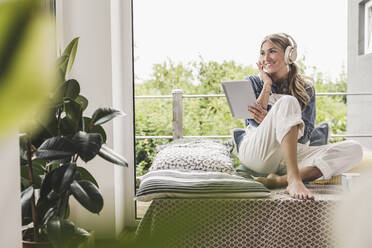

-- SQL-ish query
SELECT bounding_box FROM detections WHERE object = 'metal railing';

[135,90,372,140]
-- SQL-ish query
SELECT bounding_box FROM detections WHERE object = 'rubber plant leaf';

[51,163,77,194]
[60,37,79,77]
[64,100,81,133]
[35,137,76,161]
[46,217,75,248]
[72,131,103,162]
[61,79,80,100]
[70,180,103,214]
[39,170,54,199]
[83,117,106,143]
[98,144,128,167]
[75,95,88,111]
[91,107,125,126]
[76,166,99,188]
[21,186,33,226]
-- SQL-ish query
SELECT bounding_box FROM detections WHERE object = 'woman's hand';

[256,61,273,86]
[248,103,268,124]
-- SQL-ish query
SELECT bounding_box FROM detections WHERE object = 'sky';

[133,0,347,83]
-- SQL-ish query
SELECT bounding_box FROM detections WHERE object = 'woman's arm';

[247,62,272,123]
[256,61,272,110]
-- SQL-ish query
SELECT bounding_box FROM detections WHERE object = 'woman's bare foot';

[255,173,286,189]
[286,180,314,200]
[256,174,315,200]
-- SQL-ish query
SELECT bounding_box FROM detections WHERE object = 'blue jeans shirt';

[244,75,316,144]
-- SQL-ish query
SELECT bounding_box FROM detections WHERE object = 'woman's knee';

[332,140,363,167]
[276,95,298,105]
[345,140,363,164]
[318,141,363,176]
[272,95,301,113]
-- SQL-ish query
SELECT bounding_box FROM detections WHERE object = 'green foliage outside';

[135,57,347,177]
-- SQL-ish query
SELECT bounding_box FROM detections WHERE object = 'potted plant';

[20,37,127,248]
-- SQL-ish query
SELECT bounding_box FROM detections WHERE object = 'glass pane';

[133,0,348,219]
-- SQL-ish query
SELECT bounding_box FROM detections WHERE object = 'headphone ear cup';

[284,46,292,65]
[290,48,297,63]
[282,33,297,64]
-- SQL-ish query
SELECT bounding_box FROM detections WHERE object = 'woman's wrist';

[263,80,272,87]
[263,83,272,94]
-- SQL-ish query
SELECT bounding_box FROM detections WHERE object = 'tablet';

[222,80,257,119]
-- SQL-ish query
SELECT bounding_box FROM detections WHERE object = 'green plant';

[20,37,127,248]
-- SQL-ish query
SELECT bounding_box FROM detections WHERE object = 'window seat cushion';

[136,169,270,202]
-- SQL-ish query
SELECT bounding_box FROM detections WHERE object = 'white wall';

[57,0,135,238]
[348,0,372,149]
[0,134,21,248]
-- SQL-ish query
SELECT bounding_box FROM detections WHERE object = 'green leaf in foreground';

[0,1,56,138]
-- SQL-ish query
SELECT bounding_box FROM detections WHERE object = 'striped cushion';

[136,169,270,202]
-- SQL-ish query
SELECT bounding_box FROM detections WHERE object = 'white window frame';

[110,0,137,229]
[56,0,137,234]
[365,0,372,54]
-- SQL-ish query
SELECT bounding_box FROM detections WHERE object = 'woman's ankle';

[287,174,302,184]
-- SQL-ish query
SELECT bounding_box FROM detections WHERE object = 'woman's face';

[260,40,287,75]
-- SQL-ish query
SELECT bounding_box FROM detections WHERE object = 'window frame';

[365,0,372,54]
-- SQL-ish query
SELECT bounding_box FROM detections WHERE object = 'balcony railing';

[135,90,372,140]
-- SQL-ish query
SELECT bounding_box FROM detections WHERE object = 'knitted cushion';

[149,139,235,173]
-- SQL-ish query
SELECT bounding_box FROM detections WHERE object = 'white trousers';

[238,95,363,180]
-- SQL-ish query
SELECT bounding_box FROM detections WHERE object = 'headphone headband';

[281,33,297,50]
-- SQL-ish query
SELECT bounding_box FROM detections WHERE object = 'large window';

[133,0,349,219]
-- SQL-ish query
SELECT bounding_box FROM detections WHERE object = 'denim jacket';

[244,75,316,144]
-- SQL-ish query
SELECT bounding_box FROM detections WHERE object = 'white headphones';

[281,33,297,65]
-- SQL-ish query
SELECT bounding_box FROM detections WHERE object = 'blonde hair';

[260,33,313,110]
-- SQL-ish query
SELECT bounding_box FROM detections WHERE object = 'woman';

[237,33,363,200]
